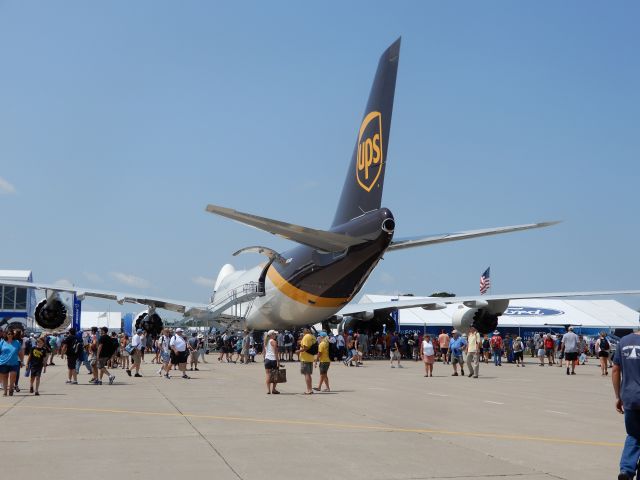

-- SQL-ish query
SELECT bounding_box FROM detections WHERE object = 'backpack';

[600,337,610,351]
[73,338,84,357]
[306,341,318,355]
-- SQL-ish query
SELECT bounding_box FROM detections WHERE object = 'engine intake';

[135,310,163,336]
[35,296,70,330]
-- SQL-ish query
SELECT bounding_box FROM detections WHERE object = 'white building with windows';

[0,270,37,330]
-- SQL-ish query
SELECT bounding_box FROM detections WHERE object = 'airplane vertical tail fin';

[332,38,401,227]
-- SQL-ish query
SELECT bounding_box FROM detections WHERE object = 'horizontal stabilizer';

[387,221,560,251]
[205,204,368,252]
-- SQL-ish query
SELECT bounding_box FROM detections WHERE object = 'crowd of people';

[0,325,215,395]
[0,324,616,398]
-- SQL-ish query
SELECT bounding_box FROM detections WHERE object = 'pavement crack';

[150,381,244,480]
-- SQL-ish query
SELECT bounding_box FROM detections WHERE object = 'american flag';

[479,267,491,295]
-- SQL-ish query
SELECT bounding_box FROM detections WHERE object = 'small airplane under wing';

[205,204,371,253]
[386,221,561,251]
[0,279,210,315]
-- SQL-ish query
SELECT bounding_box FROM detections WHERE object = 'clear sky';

[1,1,639,317]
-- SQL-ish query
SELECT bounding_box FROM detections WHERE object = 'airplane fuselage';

[213,208,395,330]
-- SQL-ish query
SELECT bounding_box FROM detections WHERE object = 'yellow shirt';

[317,339,330,362]
[300,333,316,362]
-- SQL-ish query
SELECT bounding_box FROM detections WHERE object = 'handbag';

[270,367,287,384]
[125,343,135,355]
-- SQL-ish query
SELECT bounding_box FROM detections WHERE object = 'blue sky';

[1,1,639,316]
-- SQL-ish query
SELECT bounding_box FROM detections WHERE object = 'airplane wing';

[205,204,370,253]
[338,289,640,316]
[0,279,210,315]
[386,221,560,251]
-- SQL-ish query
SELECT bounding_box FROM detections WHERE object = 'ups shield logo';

[356,111,383,192]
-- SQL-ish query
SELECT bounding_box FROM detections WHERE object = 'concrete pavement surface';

[0,356,622,479]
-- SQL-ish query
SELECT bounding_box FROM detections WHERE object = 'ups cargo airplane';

[4,38,639,335]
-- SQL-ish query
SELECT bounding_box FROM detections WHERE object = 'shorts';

[300,361,313,375]
[390,350,401,360]
[160,352,171,363]
[598,351,610,358]
[171,351,189,365]
[97,357,110,369]
[440,347,448,355]
[537,348,545,357]
[514,351,523,361]
[66,356,78,370]
[451,355,463,365]
[545,348,554,357]
[564,352,579,361]
[131,350,142,366]
[0,364,11,374]
[29,365,43,378]
[264,359,278,370]
[423,355,435,365]
[319,362,330,374]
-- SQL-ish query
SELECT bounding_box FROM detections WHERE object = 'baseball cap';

[318,331,328,337]
[136,329,143,334]
[451,329,458,334]
[176,328,184,333]
[493,330,500,335]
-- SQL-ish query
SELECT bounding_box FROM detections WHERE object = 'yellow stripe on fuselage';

[267,266,350,308]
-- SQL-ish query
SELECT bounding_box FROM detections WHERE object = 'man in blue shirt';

[613,330,640,480]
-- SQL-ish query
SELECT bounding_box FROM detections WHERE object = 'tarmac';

[0,354,623,480]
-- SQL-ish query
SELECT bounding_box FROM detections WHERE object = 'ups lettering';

[355,111,383,192]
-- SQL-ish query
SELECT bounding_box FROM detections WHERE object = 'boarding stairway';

[208,281,264,322]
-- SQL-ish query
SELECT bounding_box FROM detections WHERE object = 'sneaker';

[194,368,199,371]
[618,472,632,480]
[96,381,103,385]
[88,378,97,384]
[182,374,190,379]
[71,381,78,385]
[65,380,71,384]
[164,374,170,379]
[34,391,39,396]
[390,365,395,368]
[109,375,115,385]
[398,365,403,368]
[157,369,162,376]
[134,373,142,378]
[126,369,132,377]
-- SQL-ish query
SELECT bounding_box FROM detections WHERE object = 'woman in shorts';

[420,334,435,377]
[264,330,280,394]
[0,329,24,396]
[596,331,611,376]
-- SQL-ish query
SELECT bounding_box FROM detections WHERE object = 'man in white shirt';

[126,329,144,377]
[170,328,190,379]
[562,326,579,375]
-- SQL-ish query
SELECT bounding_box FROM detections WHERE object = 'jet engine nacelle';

[34,294,71,331]
[134,309,163,336]
[451,300,509,335]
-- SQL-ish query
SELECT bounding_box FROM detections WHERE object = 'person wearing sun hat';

[264,330,280,394]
